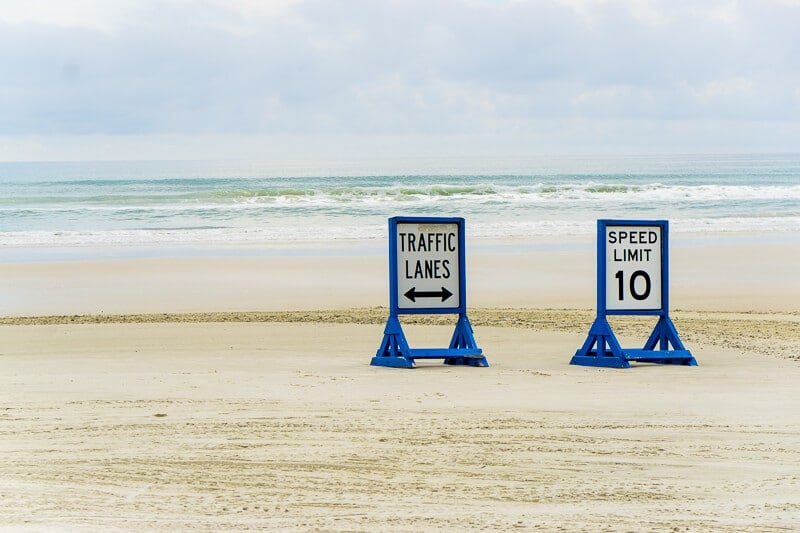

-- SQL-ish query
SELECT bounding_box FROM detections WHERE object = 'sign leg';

[637,316,698,366]
[371,315,415,368]
[570,317,630,368]
[444,314,488,367]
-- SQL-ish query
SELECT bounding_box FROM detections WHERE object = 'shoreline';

[2,229,799,263]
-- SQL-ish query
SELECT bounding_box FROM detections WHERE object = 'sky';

[1,0,799,161]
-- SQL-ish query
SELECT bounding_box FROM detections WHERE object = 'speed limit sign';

[604,224,663,311]
[570,219,696,368]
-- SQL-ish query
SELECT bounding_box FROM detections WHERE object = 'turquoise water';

[1,155,798,248]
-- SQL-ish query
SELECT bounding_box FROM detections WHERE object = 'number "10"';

[614,270,651,301]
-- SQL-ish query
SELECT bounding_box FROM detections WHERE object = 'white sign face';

[396,222,460,309]
[605,225,662,311]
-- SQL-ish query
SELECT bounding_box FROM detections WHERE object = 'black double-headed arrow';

[404,286,453,303]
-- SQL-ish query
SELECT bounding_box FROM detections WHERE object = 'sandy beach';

[5,0,800,528]
[2,235,799,530]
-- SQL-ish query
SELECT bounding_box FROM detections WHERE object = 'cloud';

[1,0,799,157]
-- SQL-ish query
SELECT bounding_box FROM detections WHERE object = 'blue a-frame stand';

[571,220,697,369]
[371,217,488,369]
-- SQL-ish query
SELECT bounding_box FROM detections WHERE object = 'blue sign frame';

[371,216,488,368]
[571,219,697,368]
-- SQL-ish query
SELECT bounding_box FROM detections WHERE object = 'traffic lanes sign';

[395,220,461,311]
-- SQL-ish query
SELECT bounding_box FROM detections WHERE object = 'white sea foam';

[175,182,800,205]
[2,156,799,249]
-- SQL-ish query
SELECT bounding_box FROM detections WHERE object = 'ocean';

[1,154,799,256]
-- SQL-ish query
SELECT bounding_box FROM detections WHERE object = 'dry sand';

[1,237,799,530]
